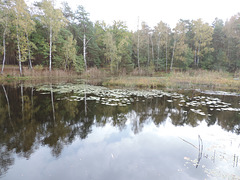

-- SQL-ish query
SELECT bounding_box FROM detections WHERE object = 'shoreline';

[1,67,240,92]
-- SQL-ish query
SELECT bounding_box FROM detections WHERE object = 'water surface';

[0,83,240,180]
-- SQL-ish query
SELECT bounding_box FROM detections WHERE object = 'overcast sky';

[59,0,240,30]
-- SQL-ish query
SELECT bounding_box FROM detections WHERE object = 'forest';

[1,0,240,75]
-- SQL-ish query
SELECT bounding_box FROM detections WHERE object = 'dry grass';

[168,70,237,88]
[0,65,78,78]
[103,70,240,91]
[2,65,240,91]
[80,67,107,79]
[130,68,154,76]
[103,76,166,88]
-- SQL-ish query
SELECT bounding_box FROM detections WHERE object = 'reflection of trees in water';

[1,86,240,176]
[0,146,14,177]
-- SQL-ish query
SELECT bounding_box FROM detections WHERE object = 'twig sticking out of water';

[213,150,216,163]
[233,154,239,167]
[179,135,203,168]
[196,135,203,168]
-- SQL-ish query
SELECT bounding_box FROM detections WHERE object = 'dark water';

[1,83,240,180]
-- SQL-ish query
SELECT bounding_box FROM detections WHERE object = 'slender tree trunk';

[147,35,150,66]
[1,27,6,74]
[157,34,161,69]
[84,84,87,116]
[197,41,201,66]
[117,60,119,73]
[137,18,140,70]
[150,34,154,63]
[16,21,23,76]
[170,39,176,71]
[83,33,87,71]
[227,40,230,62]
[165,34,168,72]
[65,54,69,71]
[27,34,32,70]
[49,25,52,72]
[194,47,197,66]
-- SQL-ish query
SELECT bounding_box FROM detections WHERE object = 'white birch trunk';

[83,33,87,71]
[150,34,154,63]
[49,25,52,72]
[27,34,32,69]
[65,53,69,71]
[157,34,161,70]
[16,22,22,76]
[84,84,87,116]
[197,41,201,66]
[170,39,176,71]
[165,34,168,72]
[1,27,6,74]
[137,18,140,70]
[147,35,150,66]
[194,47,197,66]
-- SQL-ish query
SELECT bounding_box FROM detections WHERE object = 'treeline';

[1,0,240,75]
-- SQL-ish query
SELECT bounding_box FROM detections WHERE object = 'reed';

[103,76,166,88]
[0,65,79,79]
[103,70,240,91]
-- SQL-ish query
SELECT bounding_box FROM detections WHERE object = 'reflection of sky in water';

[3,117,240,180]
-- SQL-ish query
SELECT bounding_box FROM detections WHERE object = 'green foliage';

[200,53,214,69]
[31,19,49,65]
[73,55,84,73]
[34,64,43,70]
[1,0,240,74]
[52,28,77,70]
[176,47,194,70]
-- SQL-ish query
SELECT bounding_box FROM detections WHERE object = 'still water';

[0,83,240,180]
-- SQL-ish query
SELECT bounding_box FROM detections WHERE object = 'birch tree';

[0,0,12,74]
[24,10,35,70]
[192,19,214,67]
[62,35,76,70]
[137,17,140,69]
[170,21,188,70]
[74,5,93,71]
[111,21,132,72]
[103,31,120,73]
[154,21,170,71]
[224,14,240,71]
[13,0,32,75]
[38,0,66,72]
[212,18,227,70]
[133,21,151,68]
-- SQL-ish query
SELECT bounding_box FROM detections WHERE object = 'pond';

[0,82,240,180]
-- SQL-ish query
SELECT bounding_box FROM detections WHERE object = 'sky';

[47,0,240,30]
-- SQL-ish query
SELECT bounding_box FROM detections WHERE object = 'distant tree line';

[1,0,240,75]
